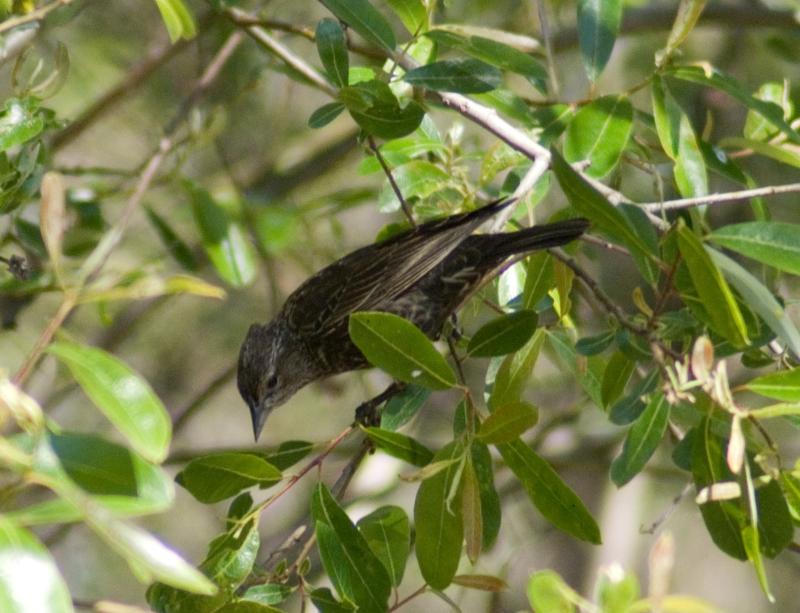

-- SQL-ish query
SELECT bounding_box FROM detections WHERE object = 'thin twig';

[368,135,415,226]
[642,181,800,212]
[226,7,336,97]
[0,0,72,35]
[533,0,559,96]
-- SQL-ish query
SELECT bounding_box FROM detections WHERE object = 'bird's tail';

[481,217,590,259]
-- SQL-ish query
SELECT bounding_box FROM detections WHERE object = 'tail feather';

[478,218,590,259]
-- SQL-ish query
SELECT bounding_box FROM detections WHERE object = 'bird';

[238,199,589,439]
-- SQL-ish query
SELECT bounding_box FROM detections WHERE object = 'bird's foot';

[353,382,406,427]
[447,313,463,342]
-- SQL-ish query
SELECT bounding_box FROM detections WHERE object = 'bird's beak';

[250,404,269,442]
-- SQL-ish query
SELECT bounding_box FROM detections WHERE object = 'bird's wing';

[285,200,512,335]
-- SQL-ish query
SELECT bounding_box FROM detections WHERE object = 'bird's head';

[237,321,310,441]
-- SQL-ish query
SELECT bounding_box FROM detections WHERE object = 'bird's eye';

[267,374,279,389]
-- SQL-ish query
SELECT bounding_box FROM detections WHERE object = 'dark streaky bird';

[238,199,588,439]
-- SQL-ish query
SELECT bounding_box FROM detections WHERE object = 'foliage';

[0,0,799,612]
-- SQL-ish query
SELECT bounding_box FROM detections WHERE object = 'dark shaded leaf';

[308,102,346,128]
[404,59,502,93]
[363,427,433,466]
[338,79,424,139]
[316,18,349,88]
[176,453,281,504]
[477,401,538,444]
[381,385,430,430]
[577,0,623,81]
[498,439,601,543]
[610,393,669,486]
[467,310,538,357]
[414,440,464,589]
[320,0,396,51]
[676,225,748,347]
[312,484,391,612]
[357,506,410,587]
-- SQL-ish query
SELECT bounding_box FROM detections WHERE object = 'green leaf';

[403,59,502,93]
[498,439,601,543]
[659,0,707,64]
[357,506,410,587]
[708,248,800,359]
[461,457,482,563]
[308,102,346,128]
[721,136,800,169]
[709,222,800,276]
[692,417,746,560]
[309,587,355,613]
[575,330,615,356]
[47,341,171,463]
[551,149,653,261]
[381,385,430,430]
[548,330,604,408]
[651,75,681,159]
[363,427,433,466]
[477,401,538,444]
[0,517,73,613]
[320,0,396,51]
[413,440,464,590]
[145,207,198,271]
[349,311,457,389]
[489,328,545,409]
[44,431,171,513]
[600,351,634,408]
[668,65,800,144]
[471,442,501,549]
[312,484,391,612]
[744,82,790,141]
[316,19,349,88]
[577,0,623,81]
[596,569,639,613]
[609,370,660,425]
[610,393,669,486]
[0,98,44,150]
[564,95,633,178]
[186,182,257,288]
[377,160,450,211]
[242,584,294,607]
[522,251,553,309]
[676,225,748,347]
[425,30,547,92]
[674,109,708,198]
[153,0,196,42]
[338,79,424,139]
[745,368,800,402]
[78,273,225,304]
[200,521,260,590]
[176,453,282,504]
[527,570,579,613]
[467,310,538,357]
[386,0,427,34]
[756,480,793,558]
[263,440,313,471]
[741,525,773,602]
